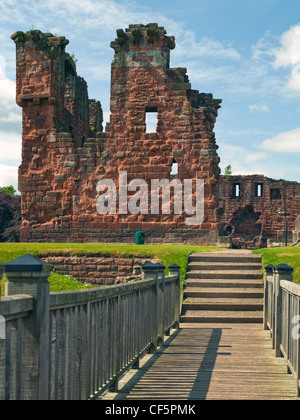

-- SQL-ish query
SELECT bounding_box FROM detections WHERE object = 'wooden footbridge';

[1,251,300,400]
[103,324,298,400]
[103,251,300,401]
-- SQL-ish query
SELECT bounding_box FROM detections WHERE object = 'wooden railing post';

[0,262,3,296]
[264,265,274,332]
[274,264,294,358]
[169,264,181,329]
[4,254,53,400]
[110,295,120,393]
[155,263,165,346]
[142,262,159,353]
[0,262,4,341]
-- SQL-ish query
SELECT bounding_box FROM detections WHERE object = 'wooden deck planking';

[103,323,300,400]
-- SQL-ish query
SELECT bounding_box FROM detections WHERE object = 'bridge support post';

[109,294,120,393]
[274,264,294,358]
[263,265,274,333]
[4,254,53,400]
[156,263,165,347]
[142,263,160,354]
[169,264,181,329]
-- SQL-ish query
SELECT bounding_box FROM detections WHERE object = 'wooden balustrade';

[264,263,300,396]
[0,255,181,400]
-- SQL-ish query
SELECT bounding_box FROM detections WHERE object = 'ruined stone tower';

[12,24,223,244]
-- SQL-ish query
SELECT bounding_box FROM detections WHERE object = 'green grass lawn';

[0,243,225,295]
[253,246,300,285]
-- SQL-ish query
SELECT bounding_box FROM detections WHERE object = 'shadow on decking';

[112,327,232,400]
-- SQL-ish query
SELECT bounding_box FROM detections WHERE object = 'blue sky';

[1,0,300,190]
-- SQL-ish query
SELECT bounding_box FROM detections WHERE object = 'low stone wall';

[41,254,156,285]
[293,215,300,245]
[23,227,227,246]
[295,215,300,233]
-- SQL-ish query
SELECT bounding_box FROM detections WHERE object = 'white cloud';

[0,59,21,134]
[252,24,300,94]
[251,32,278,62]
[0,131,21,161]
[178,37,286,101]
[174,30,241,61]
[248,103,270,113]
[288,62,300,91]
[218,141,287,179]
[18,0,182,37]
[0,75,16,105]
[273,24,300,68]
[0,164,19,190]
[260,127,300,153]
[85,64,111,82]
[0,112,21,123]
[272,24,300,93]
[244,152,267,162]
[219,142,264,172]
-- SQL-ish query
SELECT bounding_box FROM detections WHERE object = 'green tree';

[1,185,16,196]
[224,165,232,176]
[70,52,78,65]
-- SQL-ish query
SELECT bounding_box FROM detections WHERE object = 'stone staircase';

[181,251,263,323]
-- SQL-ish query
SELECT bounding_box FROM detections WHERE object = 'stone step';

[188,262,262,271]
[182,298,263,311]
[185,279,263,288]
[186,270,262,280]
[181,252,263,324]
[183,288,264,299]
[180,310,263,324]
[189,253,261,264]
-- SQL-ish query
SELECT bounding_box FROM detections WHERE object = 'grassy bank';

[253,246,300,285]
[0,243,224,295]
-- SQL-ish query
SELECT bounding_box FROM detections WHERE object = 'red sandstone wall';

[89,25,221,231]
[42,255,148,285]
[219,175,300,248]
[295,215,300,233]
[294,215,300,245]
[12,25,222,244]
[12,26,300,248]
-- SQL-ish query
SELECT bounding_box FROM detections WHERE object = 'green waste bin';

[135,231,145,245]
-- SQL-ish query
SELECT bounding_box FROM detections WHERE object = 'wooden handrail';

[0,255,181,400]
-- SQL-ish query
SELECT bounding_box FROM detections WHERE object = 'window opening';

[232,183,241,198]
[255,183,263,197]
[170,161,178,176]
[145,107,158,133]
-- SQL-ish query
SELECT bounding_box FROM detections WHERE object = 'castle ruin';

[11,24,300,248]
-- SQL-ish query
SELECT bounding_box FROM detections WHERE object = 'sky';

[1,0,300,191]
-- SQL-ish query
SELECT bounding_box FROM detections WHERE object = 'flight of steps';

[181,251,263,324]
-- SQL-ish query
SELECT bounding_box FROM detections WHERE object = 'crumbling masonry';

[294,215,300,245]
[219,175,300,248]
[11,24,300,248]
